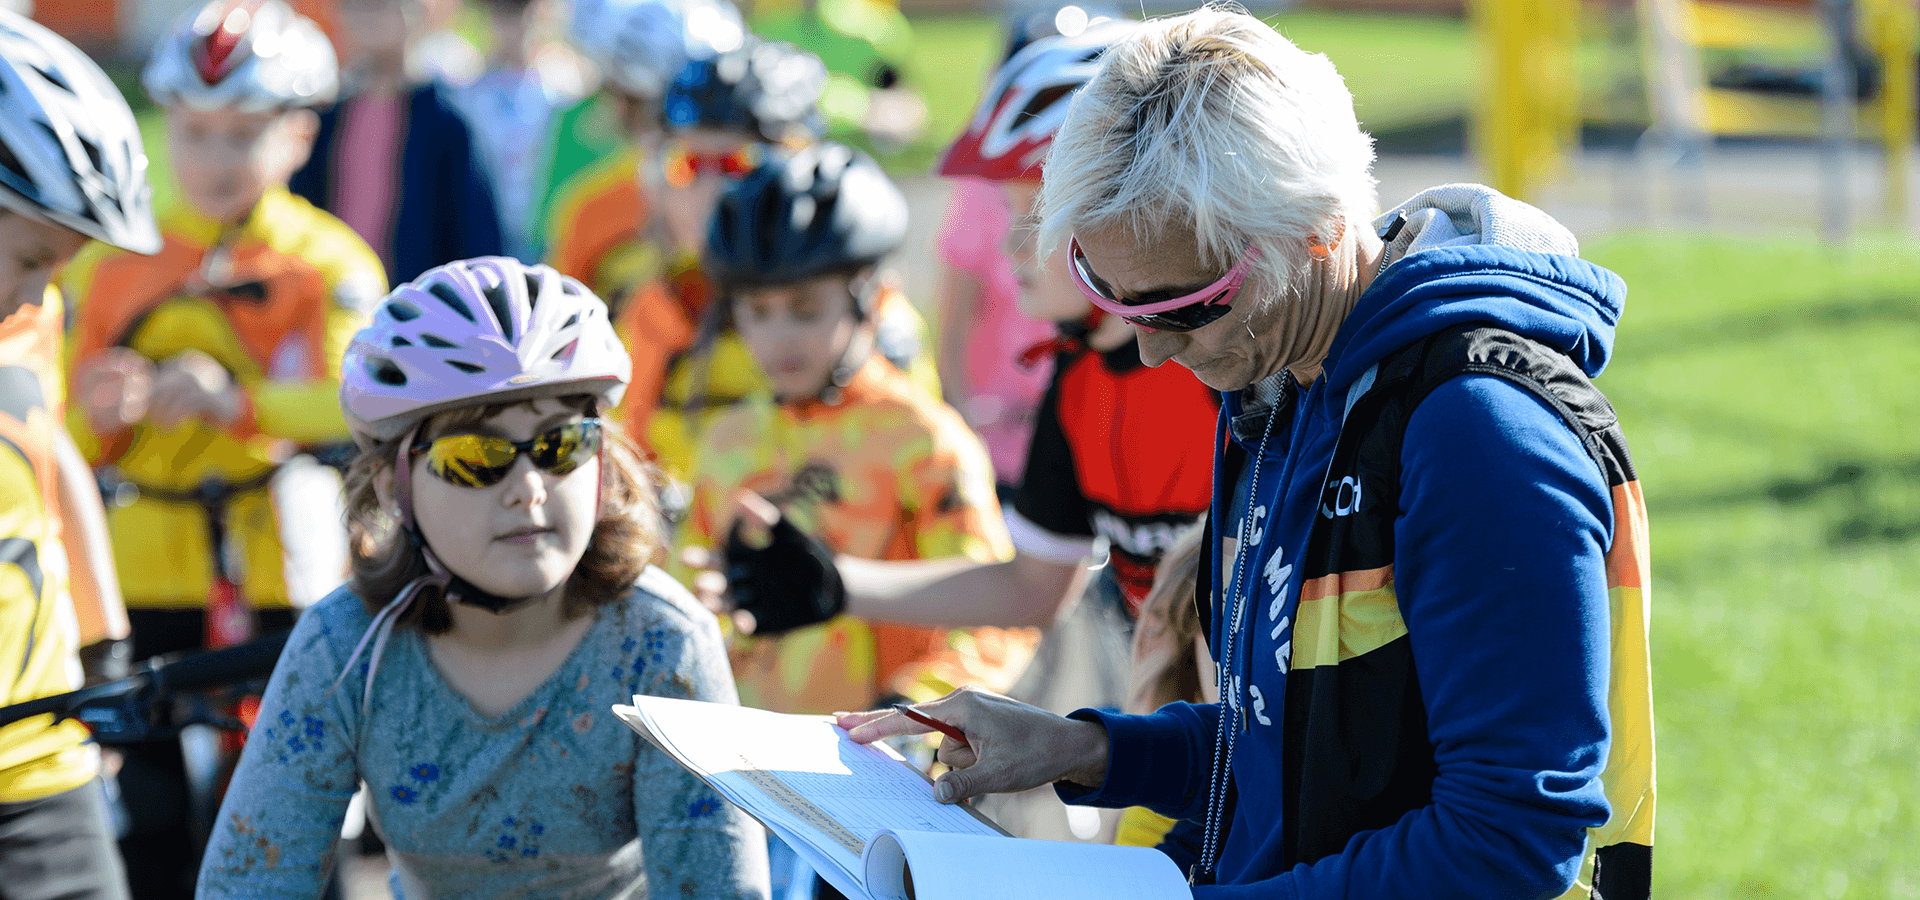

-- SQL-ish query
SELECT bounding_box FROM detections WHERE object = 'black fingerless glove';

[722,517,847,636]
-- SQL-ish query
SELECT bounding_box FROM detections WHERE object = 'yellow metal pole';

[1863,0,1917,222]
[1473,0,1582,202]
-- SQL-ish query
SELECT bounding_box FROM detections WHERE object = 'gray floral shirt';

[198,567,769,900]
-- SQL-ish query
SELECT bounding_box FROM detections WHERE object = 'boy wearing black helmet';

[679,143,1035,721]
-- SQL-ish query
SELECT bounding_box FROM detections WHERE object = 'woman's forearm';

[841,550,1087,629]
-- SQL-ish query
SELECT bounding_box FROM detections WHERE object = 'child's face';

[656,129,759,253]
[1001,180,1089,323]
[0,211,88,321]
[165,106,316,224]
[408,399,601,602]
[732,274,865,401]
[337,0,421,75]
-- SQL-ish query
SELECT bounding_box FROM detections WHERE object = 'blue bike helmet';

[663,38,827,142]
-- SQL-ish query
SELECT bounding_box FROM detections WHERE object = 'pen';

[891,703,969,748]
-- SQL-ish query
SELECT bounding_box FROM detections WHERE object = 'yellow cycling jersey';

[683,356,1033,715]
[0,286,92,802]
[62,188,385,609]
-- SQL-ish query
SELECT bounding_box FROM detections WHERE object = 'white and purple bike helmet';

[342,256,630,450]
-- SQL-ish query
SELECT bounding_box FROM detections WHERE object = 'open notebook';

[612,696,1189,900]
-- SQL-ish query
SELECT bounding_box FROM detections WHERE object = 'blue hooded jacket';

[1060,185,1630,899]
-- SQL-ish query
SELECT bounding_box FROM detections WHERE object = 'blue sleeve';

[1051,701,1220,820]
[198,599,363,899]
[1199,375,1615,900]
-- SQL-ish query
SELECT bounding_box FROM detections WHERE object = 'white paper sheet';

[614,697,1003,899]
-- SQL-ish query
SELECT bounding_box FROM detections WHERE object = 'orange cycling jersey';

[0,287,92,803]
[683,356,1034,715]
[63,188,385,610]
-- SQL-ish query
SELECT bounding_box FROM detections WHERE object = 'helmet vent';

[445,360,483,375]
[366,357,407,386]
[389,335,412,347]
[480,282,516,341]
[426,282,476,323]
[550,338,578,362]
[387,300,421,322]
[77,136,105,181]
[420,333,457,349]
[0,141,32,193]
[560,312,579,330]
[33,63,69,94]
[1018,84,1076,126]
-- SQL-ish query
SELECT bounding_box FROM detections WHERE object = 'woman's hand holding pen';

[837,687,1111,805]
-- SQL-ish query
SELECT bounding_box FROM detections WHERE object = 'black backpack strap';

[1353,323,1647,900]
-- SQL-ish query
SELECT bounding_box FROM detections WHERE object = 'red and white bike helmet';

[938,16,1133,183]
[0,10,161,253]
[143,0,339,112]
[341,256,631,449]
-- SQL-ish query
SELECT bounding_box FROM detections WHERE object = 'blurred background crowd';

[6,0,1916,895]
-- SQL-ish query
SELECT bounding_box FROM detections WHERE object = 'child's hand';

[147,350,243,429]
[722,491,846,636]
[74,348,153,436]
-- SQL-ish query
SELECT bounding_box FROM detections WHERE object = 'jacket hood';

[1320,184,1626,399]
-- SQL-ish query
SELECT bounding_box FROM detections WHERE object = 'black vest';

[1199,324,1655,899]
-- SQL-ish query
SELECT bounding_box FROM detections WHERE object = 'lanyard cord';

[1192,367,1289,886]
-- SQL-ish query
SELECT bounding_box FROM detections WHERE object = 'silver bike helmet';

[0,10,161,253]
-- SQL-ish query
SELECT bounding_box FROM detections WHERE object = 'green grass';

[1584,233,1920,897]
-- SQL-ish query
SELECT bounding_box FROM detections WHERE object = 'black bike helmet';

[704,142,907,294]
[663,38,827,143]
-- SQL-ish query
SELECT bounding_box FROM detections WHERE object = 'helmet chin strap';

[394,422,549,617]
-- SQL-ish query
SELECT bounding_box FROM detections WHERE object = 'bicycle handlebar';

[0,630,291,743]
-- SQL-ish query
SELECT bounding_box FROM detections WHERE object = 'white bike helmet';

[0,10,161,253]
[939,16,1133,182]
[577,0,745,99]
[143,0,339,113]
[341,257,631,449]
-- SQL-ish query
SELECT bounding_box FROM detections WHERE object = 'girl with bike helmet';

[0,10,159,900]
[928,3,1122,492]
[683,143,1031,719]
[198,257,767,900]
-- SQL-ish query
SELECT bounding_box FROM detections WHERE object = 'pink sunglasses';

[1067,236,1261,333]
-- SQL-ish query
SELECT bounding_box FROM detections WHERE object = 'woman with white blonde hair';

[842,5,1656,899]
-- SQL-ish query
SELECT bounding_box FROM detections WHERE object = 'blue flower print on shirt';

[643,627,670,662]
[486,816,544,863]
[391,785,419,805]
[303,716,325,740]
[411,762,440,783]
[687,795,721,819]
[621,636,638,654]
